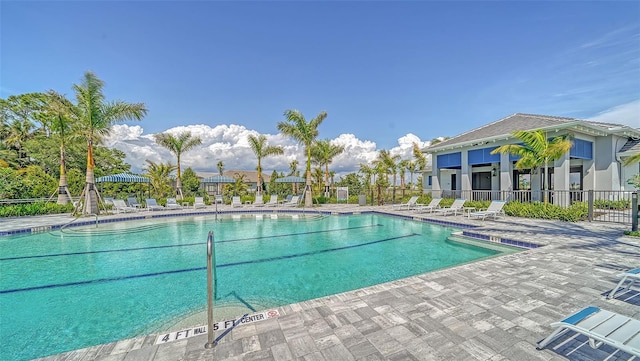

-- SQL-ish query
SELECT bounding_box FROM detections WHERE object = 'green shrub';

[594,199,630,210]
[0,202,74,217]
[624,230,640,237]
[503,201,588,222]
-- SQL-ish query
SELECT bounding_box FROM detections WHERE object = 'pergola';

[275,176,306,195]
[96,172,151,197]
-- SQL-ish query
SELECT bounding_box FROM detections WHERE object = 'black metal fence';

[437,189,637,224]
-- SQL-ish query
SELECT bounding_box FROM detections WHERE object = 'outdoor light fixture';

[491,168,497,177]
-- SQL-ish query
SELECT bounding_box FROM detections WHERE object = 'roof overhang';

[425,121,640,154]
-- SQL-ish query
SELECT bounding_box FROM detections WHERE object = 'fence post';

[632,192,638,232]
[588,190,594,222]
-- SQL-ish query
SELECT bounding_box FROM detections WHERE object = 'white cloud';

[587,99,640,128]
[103,124,429,181]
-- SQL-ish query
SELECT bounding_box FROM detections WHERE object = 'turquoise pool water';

[0,213,509,360]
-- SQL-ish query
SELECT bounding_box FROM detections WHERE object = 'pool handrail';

[205,230,217,349]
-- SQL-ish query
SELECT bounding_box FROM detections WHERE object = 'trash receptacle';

[358,195,366,206]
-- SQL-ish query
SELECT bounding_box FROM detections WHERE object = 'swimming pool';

[0,213,517,360]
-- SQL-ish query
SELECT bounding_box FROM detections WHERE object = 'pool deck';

[3,204,639,361]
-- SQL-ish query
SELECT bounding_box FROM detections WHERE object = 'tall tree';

[277,109,327,206]
[375,149,400,203]
[491,129,573,203]
[413,143,428,194]
[288,159,299,194]
[74,71,147,214]
[406,160,417,191]
[153,131,202,200]
[216,160,225,194]
[311,139,344,198]
[247,133,284,194]
[359,163,375,205]
[45,90,77,204]
[398,159,410,197]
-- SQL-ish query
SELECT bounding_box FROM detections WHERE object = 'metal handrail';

[205,230,217,349]
[60,213,99,232]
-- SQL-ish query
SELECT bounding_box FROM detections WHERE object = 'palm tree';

[153,131,202,200]
[622,153,640,166]
[288,159,299,194]
[413,143,428,195]
[375,149,400,203]
[217,161,224,176]
[225,173,249,196]
[359,163,375,205]
[74,71,147,214]
[277,109,327,206]
[247,134,284,194]
[398,159,410,197]
[406,160,417,192]
[311,139,345,198]
[491,129,573,203]
[144,160,177,198]
[45,90,77,205]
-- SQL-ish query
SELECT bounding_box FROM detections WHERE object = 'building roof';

[619,138,640,155]
[426,113,640,153]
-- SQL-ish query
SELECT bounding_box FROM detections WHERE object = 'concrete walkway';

[3,205,638,360]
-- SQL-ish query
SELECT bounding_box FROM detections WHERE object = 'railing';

[0,197,82,205]
[431,189,636,224]
[205,230,217,349]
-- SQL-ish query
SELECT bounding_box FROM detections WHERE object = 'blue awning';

[201,175,235,183]
[275,176,306,183]
[96,173,150,183]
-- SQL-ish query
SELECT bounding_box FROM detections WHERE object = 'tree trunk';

[305,169,313,207]
[176,177,183,200]
[81,143,100,215]
[56,146,72,205]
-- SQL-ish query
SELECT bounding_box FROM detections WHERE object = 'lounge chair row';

[230,195,300,208]
[537,267,640,357]
[392,198,506,219]
[109,197,208,213]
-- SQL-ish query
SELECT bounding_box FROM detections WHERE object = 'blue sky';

[2,1,639,175]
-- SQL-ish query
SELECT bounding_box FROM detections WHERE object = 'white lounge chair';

[266,194,278,207]
[393,196,420,211]
[193,197,206,209]
[112,199,136,213]
[469,200,506,220]
[253,194,265,207]
[145,198,165,211]
[127,197,142,209]
[214,195,224,204]
[281,195,299,207]
[433,198,466,216]
[166,197,180,209]
[537,306,640,357]
[607,267,640,300]
[414,198,442,213]
[231,196,243,208]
